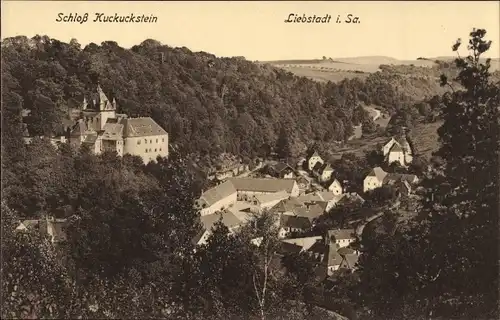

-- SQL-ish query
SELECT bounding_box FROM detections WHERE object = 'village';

[191,132,420,281]
[16,82,421,283]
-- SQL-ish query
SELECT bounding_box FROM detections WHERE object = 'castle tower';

[82,82,117,131]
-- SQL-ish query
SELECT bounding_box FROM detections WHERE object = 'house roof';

[306,150,321,160]
[328,229,356,241]
[280,242,303,254]
[16,220,40,230]
[282,236,323,252]
[327,179,341,188]
[82,133,98,145]
[312,161,324,172]
[273,162,294,173]
[327,245,343,267]
[321,163,333,173]
[200,211,242,231]
[295,203,326,221]
[121,117,168,137]
[339,253,359,270]
[229,177,297,193]
[389,143,404,153]
[280,215,312,230]
[272,198,304,213]
[384,173,418,185]
[368,167,388,182]
[199,180,237,207]
[254,190,289,205]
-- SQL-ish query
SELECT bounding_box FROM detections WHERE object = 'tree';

[275,126,292,161]
[355,28,500,320]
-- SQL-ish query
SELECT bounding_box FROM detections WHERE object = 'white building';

[305,150,324,171]
[229,177,300,200]
[195,180,238,216]
[68,83,169,163]
[327,179,343,195]
[382,137,413,167]
[363,167,419,193]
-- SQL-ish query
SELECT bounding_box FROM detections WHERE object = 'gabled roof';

[339,253,359,270]
[254,190,289,205]
[328,229,356,241]
[326,245,343,267]
[384,173,418,185]
[306,150,321,160]
[312,161,323,172]
[272,198,304,213]
[321,163,333,174]
[282,236,323,252]
[280,242,303,254]
[273,162,294,173]
[389,143,404,153]
[199,180,237,207]
[200,211,242,231]
[121,117,168,137]
[367,167,388,182]
[229,178,297,193]
[82,133,98,145]
[280,215,312,230]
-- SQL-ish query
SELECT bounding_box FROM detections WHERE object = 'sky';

[2,1,499,60]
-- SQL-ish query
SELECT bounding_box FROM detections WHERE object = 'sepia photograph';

[1,1,499,319]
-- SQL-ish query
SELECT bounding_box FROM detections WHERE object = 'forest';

[1,34,480,170]
[1,29,499,319]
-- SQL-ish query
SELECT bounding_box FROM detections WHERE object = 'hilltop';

[262,56,500,83]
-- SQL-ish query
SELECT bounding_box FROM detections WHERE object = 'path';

[348,105,384,140]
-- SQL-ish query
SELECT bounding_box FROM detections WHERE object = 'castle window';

[154,149,157,152]
[145,139,147,144]
[159,148,162,151]
[156,139,158,143]
[137,140,141,145]
[150,139,152,144]
[145,149,148,153]
[162,138,164,142]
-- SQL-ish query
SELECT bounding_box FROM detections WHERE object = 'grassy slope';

[266,56,454,161]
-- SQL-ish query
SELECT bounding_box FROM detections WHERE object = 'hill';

[265,56,500,83]
[2,35,374,170]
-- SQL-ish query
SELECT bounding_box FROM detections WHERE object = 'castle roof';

[101,122,124,140]
[121,117,168,137]
[70,119,87,136]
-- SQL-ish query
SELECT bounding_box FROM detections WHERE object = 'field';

[327,120,442,162]
[261,56,500,83]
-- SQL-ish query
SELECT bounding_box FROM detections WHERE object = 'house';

[251,191,290,210]
[288,202,327,224]
[229,177,300,200]
[327,229,356,248]
[279,215,312,238]
[194,210,243,246]
[382,136,414,167]
[338,247,360,272]
[295,175,311,194]
[16,217,68,244]
[305,150,324,171]
[195,180,238,216]
[271,197,305,216]
[315,163,334,183]
[268,163,295,179]
[363,167,418,193]
[297,191,344,213]
[337,193,365,206]
[326,179,343,195]
[65,83,169,163]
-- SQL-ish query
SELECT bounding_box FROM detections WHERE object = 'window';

[156,139,158,143]
[162,138,164,142]
[154,149,157,152]
[137,140,141,145]
[150,139,152,143]
[145,139,147,144]
[145,149,148,153]
[159,148,162,151]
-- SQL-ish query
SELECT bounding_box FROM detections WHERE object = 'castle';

[54,83,168,163]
